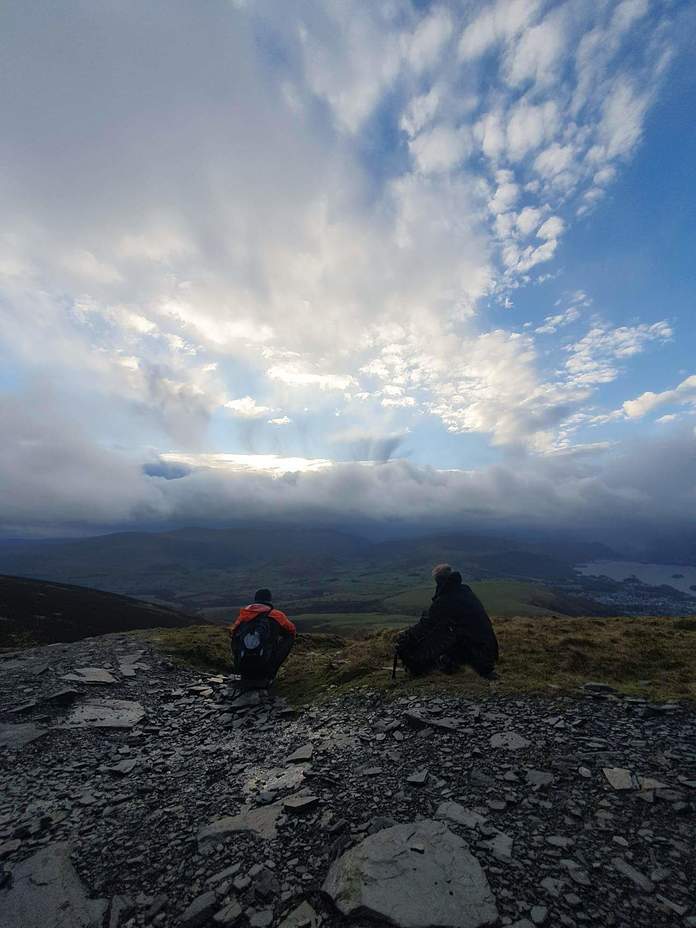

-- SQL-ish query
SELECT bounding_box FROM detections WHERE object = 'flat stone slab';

[61,668,117,684]
[490,732,531,750]
[322,819,498,928]
[283,793,319,812]
[286,743,314,763]
[1,842,108,928]
[279,901,320,928]
[435,801,487,830]
[0,723,48,750]
[198,802,284,847]
[603,767,636,790]
[60,699,145,730]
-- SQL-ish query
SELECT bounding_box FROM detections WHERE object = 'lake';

[576,560,696,595]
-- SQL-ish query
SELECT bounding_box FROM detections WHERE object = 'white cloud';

[161,452,331,475]
[598,78,651,160]
[409,125,470,174]
[405,7,453,73]
[459,0,542,61]
[268,365,356,391]
[536,306,581,334]
[534,143,575,178]
[565,321,673,386]
[268,416,292,426]
[537,216,565,240]
[515,206,543,236]
[506,99,559,161]
[0,0,686,504]
[622,374,696,419]
[224,396,272,418]
[400,87,441,138]
[505,9,568,89]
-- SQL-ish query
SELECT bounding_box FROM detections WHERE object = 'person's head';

[254,588,272,604]
[432,563,453,583]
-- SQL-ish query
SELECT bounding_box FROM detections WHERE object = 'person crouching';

[228,588,296,689]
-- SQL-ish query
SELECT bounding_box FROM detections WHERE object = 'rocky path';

[1,633,695,928]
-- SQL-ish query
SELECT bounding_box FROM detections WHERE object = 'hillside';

[0,574,196,650]
[0,525,619,618]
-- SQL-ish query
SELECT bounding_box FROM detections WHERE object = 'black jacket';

[408,571,498,672]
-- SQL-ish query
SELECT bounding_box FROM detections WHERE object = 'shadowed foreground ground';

[1,629,694,928]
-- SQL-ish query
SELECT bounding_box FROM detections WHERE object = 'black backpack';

[395,615,458,676]
[232,611,281,686]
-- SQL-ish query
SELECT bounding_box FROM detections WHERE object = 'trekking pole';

[391,653,398,680]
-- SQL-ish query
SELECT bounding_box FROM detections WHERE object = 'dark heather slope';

[0,575,197,648]
[0,633,694,928]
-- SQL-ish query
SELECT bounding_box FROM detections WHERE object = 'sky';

[1,0,695,546]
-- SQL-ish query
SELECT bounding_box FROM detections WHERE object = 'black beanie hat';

[254,588,272,604]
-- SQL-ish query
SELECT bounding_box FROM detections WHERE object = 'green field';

[294,612,414,632]
[382,579,570,618]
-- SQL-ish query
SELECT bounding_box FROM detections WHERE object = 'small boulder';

[323,819,498,928]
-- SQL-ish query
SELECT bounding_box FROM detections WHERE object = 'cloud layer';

[0,0,693,540]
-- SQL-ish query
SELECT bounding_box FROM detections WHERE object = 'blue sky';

[1,0,695,540]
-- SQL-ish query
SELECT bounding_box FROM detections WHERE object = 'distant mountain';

[0,525,364,572]
[0,524,620,611]
[0,574,197,649]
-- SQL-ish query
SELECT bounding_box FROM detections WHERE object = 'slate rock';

[278,900,320,928]
[602,767,636,791]
[582,682,616,694]
[1,842,108,928]
[248,910,274,928]
[435,801,487,830]
[611,857,654,892]
[108,893,133,928]
[323,819,498,928]
[406,769,429,786]
[198,802,284,846]
[283,794,319,813]
[101,759,137,776]
[62,699,145,730]
[0,723,47,751]
[181,890,219,927]
[483,831,514,861]
[526,770,553,788]
[490,732,531,750]
[286,743,314,763]
[61,667,117,684]
[530,905,548,925]
[213,899,243,925]
[146,894,168,918]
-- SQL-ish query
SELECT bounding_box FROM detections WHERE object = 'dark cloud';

[2,391,695,555]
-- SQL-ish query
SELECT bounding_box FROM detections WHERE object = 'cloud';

[3,396,696,552]
[330,428,408,463]
[459,0,543,61]
[622,374,696,419]
[564,321,673,386]
[409,126,470,174]
[536,306,581,335]
[267,366,357,391]
[224,396,273,419]
[0,0,688,534]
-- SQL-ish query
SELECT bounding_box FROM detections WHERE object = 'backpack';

[395,617,458,676]
[231,609,282,686]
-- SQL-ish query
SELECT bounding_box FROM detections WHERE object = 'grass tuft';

[143,614,696,705]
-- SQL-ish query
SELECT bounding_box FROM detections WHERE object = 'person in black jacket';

[395,563,499,679]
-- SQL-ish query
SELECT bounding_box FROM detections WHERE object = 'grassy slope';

[144,614,696,705]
